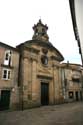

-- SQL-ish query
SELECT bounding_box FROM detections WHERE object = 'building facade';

[61,63,83,102]
[69,0,83,65]
[0,20,83,110]
[17,20,64,109]
[0,42,19,110]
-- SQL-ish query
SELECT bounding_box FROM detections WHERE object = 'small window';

[3,70,7,79]
[2,69,11,80]
[5,53,9,60]
[4,50,12,66]
[69,91,74,99]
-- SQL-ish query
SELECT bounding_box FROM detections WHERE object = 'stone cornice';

[37,74,52,80]
[51,55,63,62]
[17,44,40,55]
[17,40,64,62]
[23,46,40,54]
[20,40,64,61]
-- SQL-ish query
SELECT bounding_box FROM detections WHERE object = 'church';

[0,20,83,110]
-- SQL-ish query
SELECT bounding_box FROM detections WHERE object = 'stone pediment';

[23,40,64,62]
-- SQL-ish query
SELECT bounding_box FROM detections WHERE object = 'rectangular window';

[3,70,7,79]
[5,53,9,60]
[2,69,11,80]
[4,50,12,66]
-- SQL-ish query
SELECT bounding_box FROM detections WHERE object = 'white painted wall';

[75,0,83,60]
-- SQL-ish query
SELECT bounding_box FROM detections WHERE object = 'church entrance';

[0,90,10,110]
[41,82,49,105]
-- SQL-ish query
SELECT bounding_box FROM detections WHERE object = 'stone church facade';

[0,20,83,110]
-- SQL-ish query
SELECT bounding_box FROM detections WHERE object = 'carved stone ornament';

[42,48,48,54]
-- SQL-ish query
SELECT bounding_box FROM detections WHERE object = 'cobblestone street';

[0,102,83,125]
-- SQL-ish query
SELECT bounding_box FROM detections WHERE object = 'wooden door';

[0,90,10,110]
[41,82,49,105]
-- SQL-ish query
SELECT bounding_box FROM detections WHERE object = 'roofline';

[26,40,64,60]
[62,62,82,67]
[17,39,64,61]
[0,42,19,52]
[61,62,83,71]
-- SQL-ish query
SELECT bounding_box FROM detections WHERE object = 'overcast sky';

[0,0,82,64]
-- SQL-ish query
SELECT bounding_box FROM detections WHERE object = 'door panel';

[41,83,49,105]
[0,90,10,110]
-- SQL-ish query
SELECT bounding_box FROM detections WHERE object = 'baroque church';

[0,20,83,110]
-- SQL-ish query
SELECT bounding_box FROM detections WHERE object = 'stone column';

[27,59,32,101]
[58,67,64,103]
[74,91,76,101]
[22,58,29,108]
[78,91,81,100]
[31,59,38,106]
[53,67,60,104]
[49,80,54,104]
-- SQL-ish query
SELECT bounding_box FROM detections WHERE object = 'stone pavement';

[0,102,83,125]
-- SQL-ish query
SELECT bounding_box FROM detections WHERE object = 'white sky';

[0,0,82,64]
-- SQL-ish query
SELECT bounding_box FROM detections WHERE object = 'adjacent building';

[69,0,83,65]
[0,42,19,110]
[61,63,83,102]
[0,20,83,110]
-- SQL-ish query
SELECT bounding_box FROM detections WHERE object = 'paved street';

[0,102,83,125]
